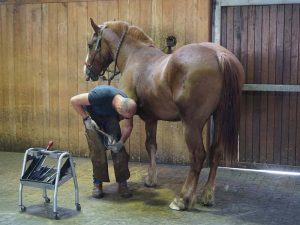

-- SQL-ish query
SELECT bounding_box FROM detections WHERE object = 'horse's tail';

[214,52,243,165]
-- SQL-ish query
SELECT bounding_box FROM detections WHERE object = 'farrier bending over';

[70,85,137,198]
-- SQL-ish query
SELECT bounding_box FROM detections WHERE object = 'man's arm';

[70,93,90,119]
[120,118,134,143]
[106,116,134,153]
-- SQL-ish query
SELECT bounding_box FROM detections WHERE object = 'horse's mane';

[104,21,154,46]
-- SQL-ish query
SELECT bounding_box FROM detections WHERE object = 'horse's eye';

[88,43,93,50]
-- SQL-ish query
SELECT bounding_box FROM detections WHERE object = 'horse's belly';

[137,100,180,121]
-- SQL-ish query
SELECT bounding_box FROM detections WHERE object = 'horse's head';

[84,18,114,81]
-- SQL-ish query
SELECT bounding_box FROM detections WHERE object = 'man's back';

[87,85,127,117]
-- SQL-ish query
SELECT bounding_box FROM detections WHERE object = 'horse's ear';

[90,18,100,33]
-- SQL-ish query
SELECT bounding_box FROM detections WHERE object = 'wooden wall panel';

[260,5,269,163]
[0,0,211,165]
[58,2,69,151]
[197,0,210,42]
[221,4,300,167]
[245,6,255,163]
[274,5,284,164]
[252,6,262,164]
[31,4,43,148]
[48,3,60,149]
[67,2,79,154]
[151,0,163,47]
[7,5,16,150]
[25,5,34,148]
[173,0,185,48]
[290,5,300,166]
[14,5,27,151]
[297,14,300,166]
[281,5,293,165]
[41,3,49,146]
[239,6,248,163]
[0,5,4,149]
[267,5,277,164]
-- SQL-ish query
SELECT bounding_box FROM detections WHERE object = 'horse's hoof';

[144,182,156,188]
[144,176,157,188]
[200,186,215,206]
[169,197,187,211]
[200,199,214,207]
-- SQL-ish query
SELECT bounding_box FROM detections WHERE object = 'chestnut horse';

[84,19,245,210]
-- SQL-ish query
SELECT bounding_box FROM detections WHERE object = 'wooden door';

[219,3,300,167]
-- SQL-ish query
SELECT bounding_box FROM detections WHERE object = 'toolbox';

[18,141,81,219]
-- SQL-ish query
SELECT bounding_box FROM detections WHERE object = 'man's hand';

[83,116,98,130]
[107,140,124,153]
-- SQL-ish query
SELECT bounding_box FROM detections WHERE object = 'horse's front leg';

[144,120,158,187]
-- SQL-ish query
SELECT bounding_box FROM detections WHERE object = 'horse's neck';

[118,43,166,101]
[104,30,120,60]
[121,42,164,69]
[105,28,164,72]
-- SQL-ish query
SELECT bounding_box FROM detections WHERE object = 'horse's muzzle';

[84,63,98,81]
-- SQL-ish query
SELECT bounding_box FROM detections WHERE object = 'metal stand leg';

[70,157,81,211]
[53,181,59,219]
[19,149,29,212]
[53,163,61,219]
[18,183,26,212]
[43,188,50,203]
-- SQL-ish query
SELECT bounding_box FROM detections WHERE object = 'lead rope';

[108,28,128,85]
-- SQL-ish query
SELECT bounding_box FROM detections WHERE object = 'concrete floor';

[0,151,300,225]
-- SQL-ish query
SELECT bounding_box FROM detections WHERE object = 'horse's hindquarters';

[168,44,224,118]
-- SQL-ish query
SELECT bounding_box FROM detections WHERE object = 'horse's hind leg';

[200,117,223,206]
[169,120,206,211]
[144,120,158,187]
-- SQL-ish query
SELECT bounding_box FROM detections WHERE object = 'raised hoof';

[169,198,187,211]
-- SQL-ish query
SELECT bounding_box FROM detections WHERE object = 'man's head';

[113,95,137,119]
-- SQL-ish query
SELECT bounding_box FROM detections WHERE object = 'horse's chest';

[136,93,156,119]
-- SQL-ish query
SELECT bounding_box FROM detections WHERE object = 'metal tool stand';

[18,148,81,219]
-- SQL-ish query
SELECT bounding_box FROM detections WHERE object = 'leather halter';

[108,28,128,85]
[85,25,107,81]
[85,25,128,85]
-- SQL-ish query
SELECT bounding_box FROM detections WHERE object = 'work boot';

[118,181,132,198]
[92,183,104,198]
